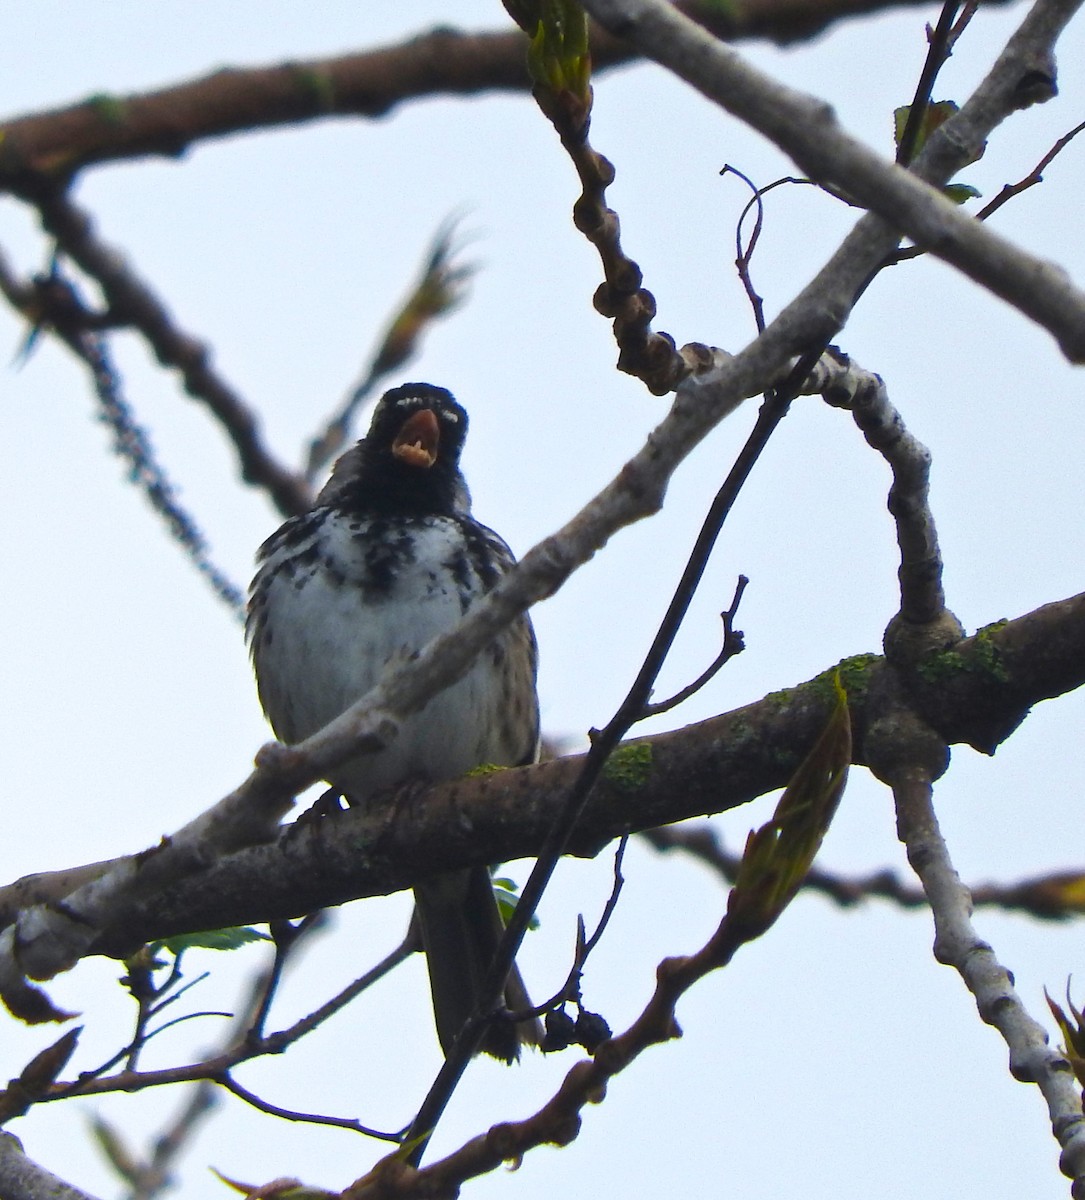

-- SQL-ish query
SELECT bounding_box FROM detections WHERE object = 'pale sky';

[0,4,1083,1198]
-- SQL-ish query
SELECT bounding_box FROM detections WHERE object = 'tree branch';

[19,186,310,519]
[893,769,1085,1196]
[18,585,1074,956]
[583,0,1085,361]
[0,1132,103,1200]
[0,1,1020,185]
[0,0,1079,1014]
[643,824,1085,921]
[812,350,947,626]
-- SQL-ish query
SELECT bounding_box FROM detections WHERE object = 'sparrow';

[247,382,541,1062]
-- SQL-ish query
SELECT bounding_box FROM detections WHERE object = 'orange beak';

[391,408,440,469]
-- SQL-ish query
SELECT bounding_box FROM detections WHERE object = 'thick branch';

[583,0,1085,361]
[0,1133,102,1200]
[54,587,1083,954]
[0,0,1077,1002]
[893,770,1085,1195]
[0,2,1017,184]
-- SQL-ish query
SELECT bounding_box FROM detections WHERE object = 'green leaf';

[893,99,986,166]
[943,183,981,204]
[154,927,268,955]
[894,100,959,155]
[726,672,851,939]
[493,877,540,930]
[514,0,592,128]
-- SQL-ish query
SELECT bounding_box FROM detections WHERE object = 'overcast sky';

[0,4,1083,1198]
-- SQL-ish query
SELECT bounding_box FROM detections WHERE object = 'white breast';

[250,512,535,804]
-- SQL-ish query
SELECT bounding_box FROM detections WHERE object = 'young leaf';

[944,183,982,205]
[726,673,851,940]
[493,876,541,930]
[153,926,268,956]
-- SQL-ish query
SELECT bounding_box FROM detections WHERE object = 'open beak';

[392,408,440,469]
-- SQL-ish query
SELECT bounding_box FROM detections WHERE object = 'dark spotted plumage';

[247,383,540,1062]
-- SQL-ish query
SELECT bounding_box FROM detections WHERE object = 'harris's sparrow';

[247,383,541,1062]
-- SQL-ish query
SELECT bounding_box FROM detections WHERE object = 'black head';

[320,383,472,516]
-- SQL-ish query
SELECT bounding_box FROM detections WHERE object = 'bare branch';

[22,186,310,518]
[976,117,1085,221]
[894,1,968,167]
[34,585,1085,956]
[641,575,747,718]
[47,936,415,1128]
[0,1133,103,1200]
[216,1074,396,1140]
[582,0,1085,361]
[0,2,1024,185]
[893,770,1085,1196]
[644,824,1085,921]
[812,351,947,627]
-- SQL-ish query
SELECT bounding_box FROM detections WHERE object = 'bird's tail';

[414,866,543,1063]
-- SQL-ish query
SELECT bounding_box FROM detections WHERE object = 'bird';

[247,382,541,1062]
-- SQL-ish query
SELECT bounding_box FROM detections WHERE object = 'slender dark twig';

[885,117,1085,267]
[217,1073,400,1140]
[49,936,417,1112]
[258,932,417,1052]
[721,168,816,332]
[722,164,770,331]
[404,372,797,1159]
[247,913,326,1041]
[895,1,963,167]
[975,119,1085,222]
[579,834,630,960]
[642,577,747,719]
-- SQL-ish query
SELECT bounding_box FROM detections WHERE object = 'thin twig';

[217,1073,400,1141]
[22,184,311,518]
[886,113,1084,267]
[404,362,795,1161]
[257,933,417,1052]
[895,1,963,167]
[642,576,747,718]
[579,834,629,959]
[247,914,326,1041]
[722,169,816,332]
[975,118,1085,222]
[115,919,326,1200]
[50,936,416,1111]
